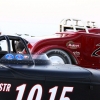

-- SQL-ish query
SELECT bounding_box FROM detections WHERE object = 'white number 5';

[60,87,73,100]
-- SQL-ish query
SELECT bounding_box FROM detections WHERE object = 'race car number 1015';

[16,84,74,100]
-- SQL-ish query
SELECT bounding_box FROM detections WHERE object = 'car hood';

[3,64,98,83]
[0,64,100,83]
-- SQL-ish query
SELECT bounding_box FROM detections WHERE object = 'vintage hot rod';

[26,18,100,69]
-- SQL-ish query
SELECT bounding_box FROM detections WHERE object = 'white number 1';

[49,86,58,100]
[16,84,26,100]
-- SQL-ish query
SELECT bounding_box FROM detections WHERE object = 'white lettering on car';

[16,84,74,100]
[0,83,11,92]
[16,84,26,100]
[27,84,42,100]
[66,41,81,49]
[16,84,42,100]
[49,86,58,100]
[60,87,74,100]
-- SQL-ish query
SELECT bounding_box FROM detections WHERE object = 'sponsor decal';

[5,54,14,60]
[92,43,100,57]
[24,55,29,59]
[66,41,81,49]
[73,51,80,57]
[0,83,11,92]
[15,54,24,60]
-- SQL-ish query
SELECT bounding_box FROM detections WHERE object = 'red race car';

[23,19,100,69]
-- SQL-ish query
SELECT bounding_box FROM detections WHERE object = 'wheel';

[46,49,72,65]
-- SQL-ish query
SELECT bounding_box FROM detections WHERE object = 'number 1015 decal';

[16,84,74,100]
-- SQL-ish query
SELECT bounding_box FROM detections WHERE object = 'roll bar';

[0,35,11,53]
[0,35,33,59]
[60,18,97,33]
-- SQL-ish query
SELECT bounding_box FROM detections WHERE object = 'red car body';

[27,19,100,69]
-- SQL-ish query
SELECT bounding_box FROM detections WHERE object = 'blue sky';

[0,0,100,36]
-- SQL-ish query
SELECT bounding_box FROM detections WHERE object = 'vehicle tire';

[46,49,72,65]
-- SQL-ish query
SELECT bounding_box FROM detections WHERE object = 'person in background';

[15,41,25,53]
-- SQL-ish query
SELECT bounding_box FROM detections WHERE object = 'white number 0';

[16,84,73,100]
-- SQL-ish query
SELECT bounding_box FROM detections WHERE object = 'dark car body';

[0,35,100,100]
[1,64,100,100]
